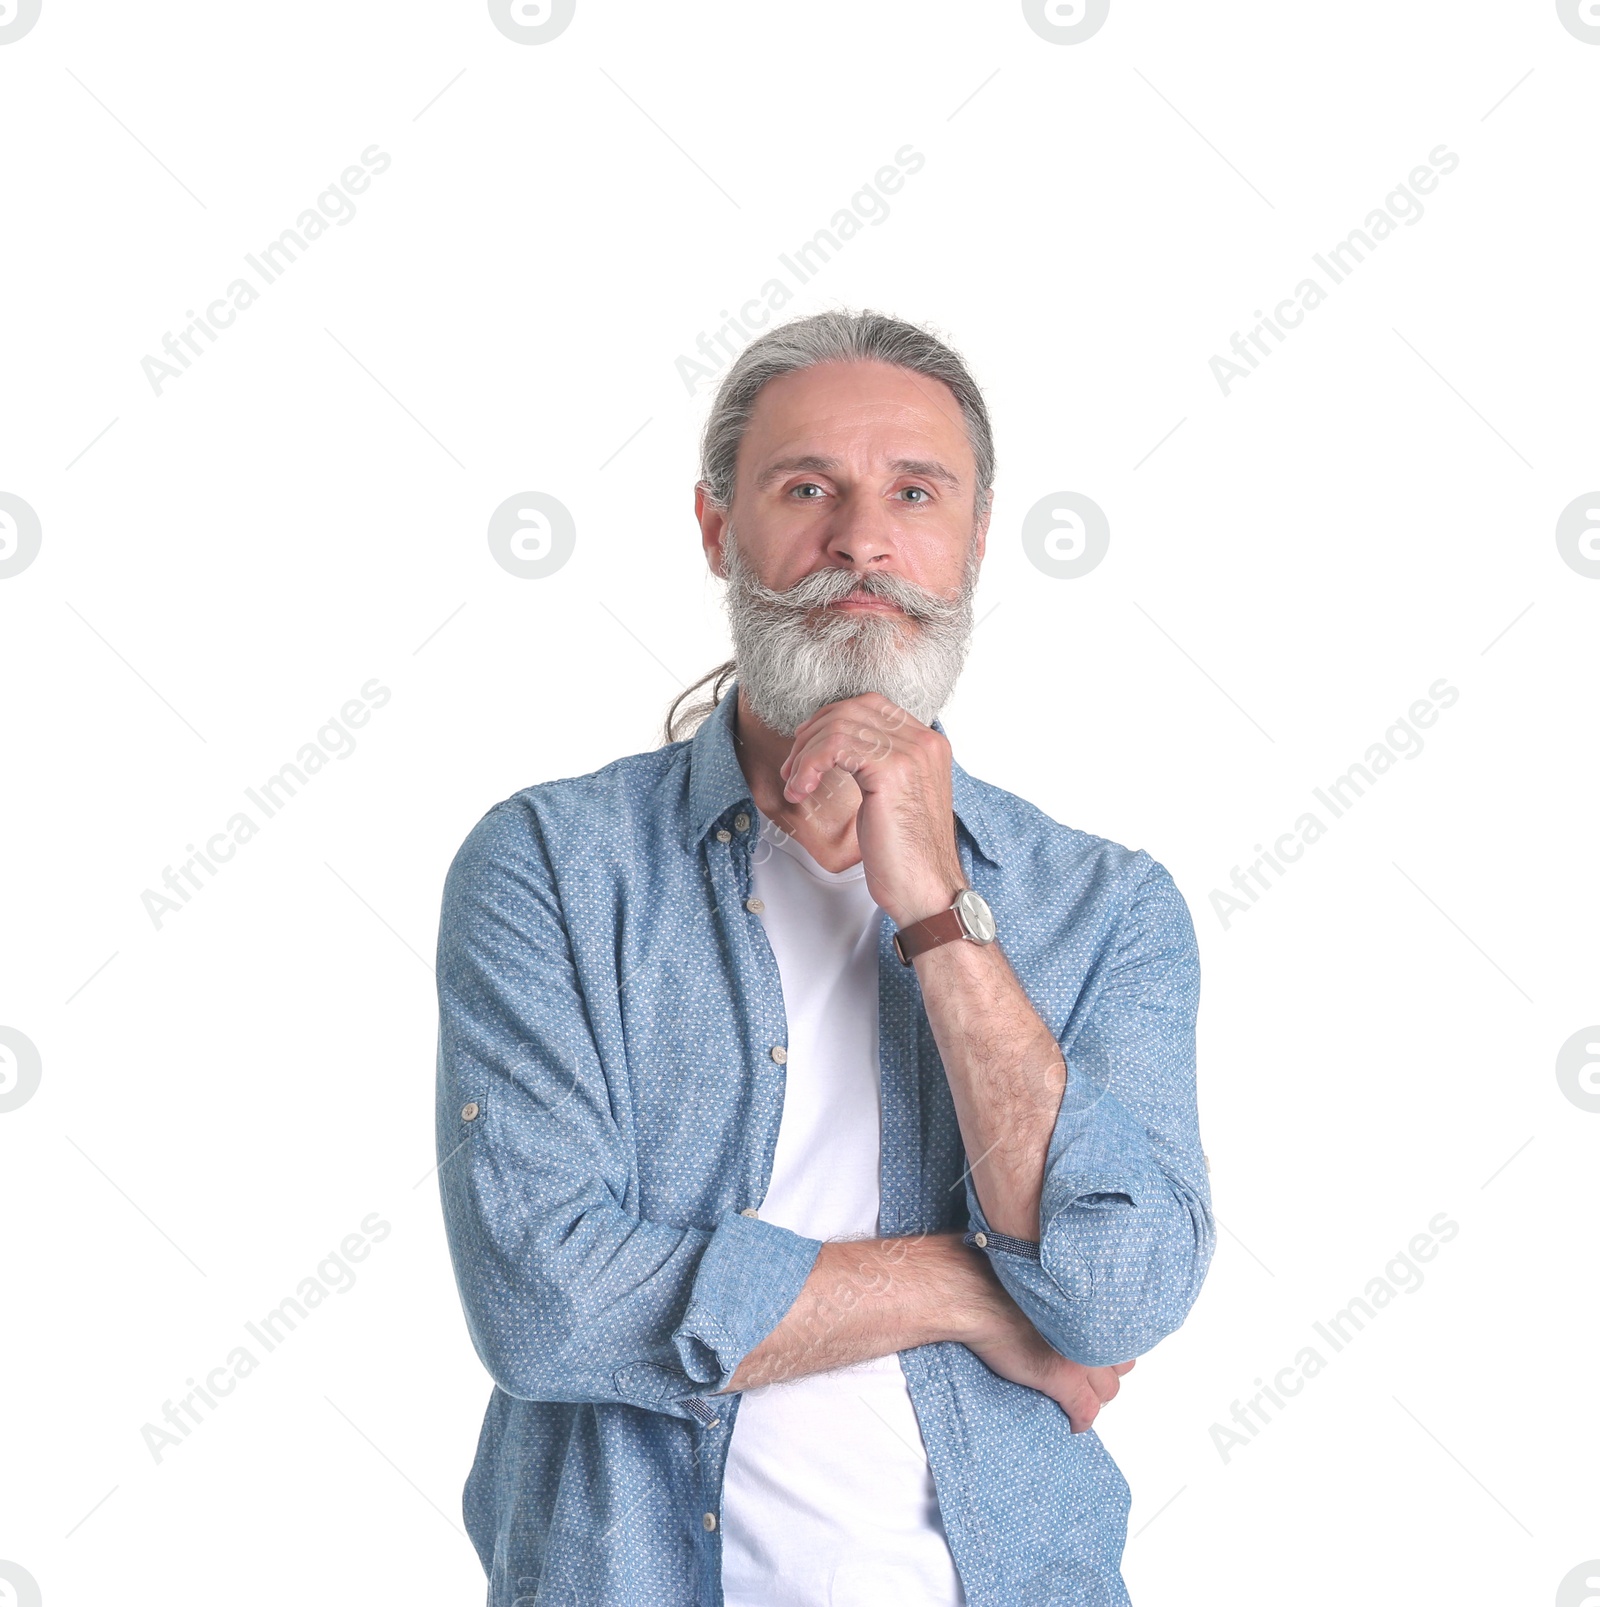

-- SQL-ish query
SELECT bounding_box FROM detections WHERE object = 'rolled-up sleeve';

[966,856,1215,1367]
[436,802,822,1416]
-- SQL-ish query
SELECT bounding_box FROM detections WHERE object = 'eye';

[791,482,826,500]
[899,486,932,504]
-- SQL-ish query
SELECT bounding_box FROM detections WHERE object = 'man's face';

[697,360,989,735]
[700,358,987,606]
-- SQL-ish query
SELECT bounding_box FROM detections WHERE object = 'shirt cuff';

[964,1073,1158,1308]
[1039,1069,1155,1211]
[668,1211,823,1395]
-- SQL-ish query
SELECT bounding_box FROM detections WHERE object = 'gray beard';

[721,532,978,737]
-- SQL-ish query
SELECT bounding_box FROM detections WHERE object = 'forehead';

[735,360,974,483]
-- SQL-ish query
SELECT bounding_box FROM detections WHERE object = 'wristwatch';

[893,888,997,966]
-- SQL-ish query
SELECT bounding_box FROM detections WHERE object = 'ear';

[695,483,730,578]
[972,494,992,566]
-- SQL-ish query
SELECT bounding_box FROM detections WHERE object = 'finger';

[782,733,847,801]
[824,691,912,736]
[1112,1360,1137,1376]
[783,724,887,801]
[788,695,883,751]
[779,730,834,800]
[1088,1368,1121,1405]
[782,715,857,781]
[1063,1383,1101,1434]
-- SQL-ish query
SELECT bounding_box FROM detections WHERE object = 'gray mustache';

[746,564,960,624]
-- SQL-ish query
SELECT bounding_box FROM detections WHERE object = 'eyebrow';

[754,454,963,491]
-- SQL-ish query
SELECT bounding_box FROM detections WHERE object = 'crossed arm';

[723,1233,1135,1433]
[723,917,1131,1433]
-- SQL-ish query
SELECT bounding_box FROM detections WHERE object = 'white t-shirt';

[719,811,966,1607]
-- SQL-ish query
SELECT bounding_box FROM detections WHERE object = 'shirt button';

[715,829,732,843]
[972,1231,988,1248]
[460,1102,480,1122]
[745,897,765,913]
[740,1207,759,1219]
[734,813,751,832]
[769,1045,788,1065]
[702,1512,718,1532]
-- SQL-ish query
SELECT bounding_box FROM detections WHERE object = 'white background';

[2,2,1597,1603]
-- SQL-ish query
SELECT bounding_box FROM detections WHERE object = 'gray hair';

[696,309,995,515]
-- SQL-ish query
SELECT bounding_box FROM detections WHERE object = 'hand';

[779,693,964,926]
[965,1278,1135,1434]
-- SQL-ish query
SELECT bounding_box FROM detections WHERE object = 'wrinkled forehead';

[735,360,976,492]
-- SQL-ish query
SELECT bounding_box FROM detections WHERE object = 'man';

[436,310,1214,1606]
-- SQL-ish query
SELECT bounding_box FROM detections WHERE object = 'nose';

[823,488,897,572]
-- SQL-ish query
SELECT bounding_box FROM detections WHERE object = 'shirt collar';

[684,684,1003,867]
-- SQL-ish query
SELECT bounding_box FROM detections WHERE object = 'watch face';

[955,888,996,944]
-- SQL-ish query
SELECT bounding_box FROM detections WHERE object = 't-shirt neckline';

[751,807,867,886]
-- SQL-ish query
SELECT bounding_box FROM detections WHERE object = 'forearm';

[721,1232,994,1392]
[913,936,1066,1241]
[722,1226,1139,1435]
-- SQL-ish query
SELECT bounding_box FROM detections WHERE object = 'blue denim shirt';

[435,688,1214,1606]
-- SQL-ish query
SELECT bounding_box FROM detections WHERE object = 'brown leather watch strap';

[893,904,965,965]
